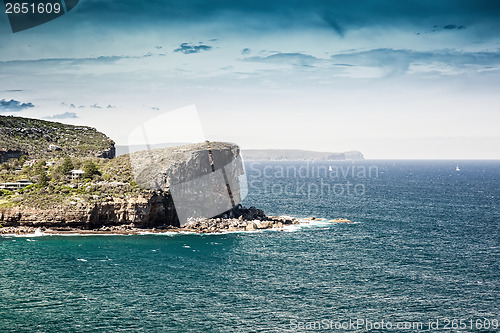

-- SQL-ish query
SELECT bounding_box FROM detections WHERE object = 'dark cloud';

[4,89,23,92]
[429,24,467,33]
[443,24,466,30]
[44,112,79,119]
[244,52,319,66]
[69,0,500,38]
[241,48,252,55]
[321,14,345,36]
[0,99,34,112]
[174,43,212,54]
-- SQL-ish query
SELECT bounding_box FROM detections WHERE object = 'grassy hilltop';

[0,115,115,160]
[0,116,127,210]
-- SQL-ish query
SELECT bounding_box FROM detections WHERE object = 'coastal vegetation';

[0,115,115,160]
[0,154,143,210]
[0,115,140,211]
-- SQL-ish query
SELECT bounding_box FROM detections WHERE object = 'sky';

[1,0,499,159]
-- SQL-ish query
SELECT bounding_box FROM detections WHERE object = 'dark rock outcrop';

[0,149,25,163]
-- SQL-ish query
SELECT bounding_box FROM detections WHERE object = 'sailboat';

[329,165,333,172]
[456,165,460,172]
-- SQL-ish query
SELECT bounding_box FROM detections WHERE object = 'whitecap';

[283,225,302,232]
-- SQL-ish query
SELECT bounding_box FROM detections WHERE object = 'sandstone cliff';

[0,142,248,230]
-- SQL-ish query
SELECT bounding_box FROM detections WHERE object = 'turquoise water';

[1,161,499,332]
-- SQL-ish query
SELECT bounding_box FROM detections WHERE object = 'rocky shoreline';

[0,216,355,235]
[0,215,299,235]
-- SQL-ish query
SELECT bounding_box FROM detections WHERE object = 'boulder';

[246,222,257,231]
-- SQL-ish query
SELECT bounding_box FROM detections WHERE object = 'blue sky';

[1,0,499,158]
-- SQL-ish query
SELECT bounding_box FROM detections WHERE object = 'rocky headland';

[0,116,354,235]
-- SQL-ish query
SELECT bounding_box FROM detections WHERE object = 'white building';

[69,169,85,179]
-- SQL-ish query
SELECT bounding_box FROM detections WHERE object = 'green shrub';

[83,160,100,179]
[0,189,12,197]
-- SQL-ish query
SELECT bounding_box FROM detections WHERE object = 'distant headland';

[241,149,364,161]
[117,145,365,161]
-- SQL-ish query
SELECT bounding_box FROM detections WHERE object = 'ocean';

[1,160,499,332]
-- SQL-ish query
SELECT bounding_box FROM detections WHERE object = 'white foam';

[76,258,87,262]
[283,225,302,232]
[7,228,47,238]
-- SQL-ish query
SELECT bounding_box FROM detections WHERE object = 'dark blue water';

[1,161,499,332]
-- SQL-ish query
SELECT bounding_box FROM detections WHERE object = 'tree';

[34,160,50,187]
[82,160,100,179]
[37,171,50,187]
[60,156,74,175]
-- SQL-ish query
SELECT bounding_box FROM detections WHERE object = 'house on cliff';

[0,179,33,190]
[70,169,84,180]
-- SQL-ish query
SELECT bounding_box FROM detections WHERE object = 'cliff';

[0,190,177,229]
[0,142,249,230]
[0,115,115,160]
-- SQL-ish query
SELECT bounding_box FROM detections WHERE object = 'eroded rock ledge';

[0,212,299,235]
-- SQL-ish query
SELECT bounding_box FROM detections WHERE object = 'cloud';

[174,43,212,54]
[443,24,466,30]
[0,99,34,112]
[44,112,79,119]
[330,48,500,76]
[241,48,251,55]
[0,55,137,68]
[64,0,500,39]
[428,24,467,33]
[244,52,319,66]
[320,14,345,36]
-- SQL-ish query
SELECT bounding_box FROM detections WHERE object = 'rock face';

[0,190,179,229]
[96,146,116,159]
[129,142,245,224]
